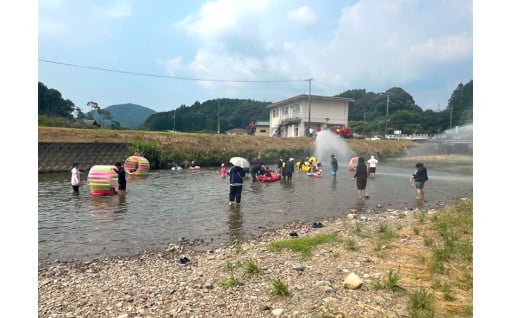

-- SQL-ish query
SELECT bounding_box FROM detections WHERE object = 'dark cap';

[72,162,79,167]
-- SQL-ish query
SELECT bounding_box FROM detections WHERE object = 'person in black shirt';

[410,162,428,200]
[114,162,127,195]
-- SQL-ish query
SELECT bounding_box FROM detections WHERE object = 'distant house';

[83,119,100,127]
[267,94,354,137]
[255,121,270,136]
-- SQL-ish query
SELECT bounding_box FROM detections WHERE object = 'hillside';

[104,103,156,129]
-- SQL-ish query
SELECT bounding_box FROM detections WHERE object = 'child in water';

[220,163,227,178]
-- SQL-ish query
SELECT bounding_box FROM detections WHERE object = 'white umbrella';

[229,156,251,168]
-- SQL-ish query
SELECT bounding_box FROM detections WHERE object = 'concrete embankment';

[38,142,131,173]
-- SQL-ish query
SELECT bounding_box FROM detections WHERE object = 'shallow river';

[38,157,472,266]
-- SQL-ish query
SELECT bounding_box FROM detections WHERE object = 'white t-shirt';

[71,167,80,186]
[367,158,379,168]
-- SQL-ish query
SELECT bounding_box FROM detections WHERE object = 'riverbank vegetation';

[38,126,416,168]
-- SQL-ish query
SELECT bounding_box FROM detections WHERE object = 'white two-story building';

[267,94,354,137]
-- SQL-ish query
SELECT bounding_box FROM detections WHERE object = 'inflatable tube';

[124,156,150,176]
[87,165,117,196]
[307,172,323,178]
[189,166,201,170]
[171,166,182,171]
[299,164,312,172]
[347,157,359,171]
[256,173,282,182]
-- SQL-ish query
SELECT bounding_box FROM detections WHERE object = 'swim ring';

[347,156,359,171]
[124,155,150,176]
[87,165,118,196]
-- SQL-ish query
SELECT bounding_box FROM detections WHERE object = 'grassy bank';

[39,127,415,168]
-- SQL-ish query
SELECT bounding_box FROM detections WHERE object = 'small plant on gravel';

[353,222,367,237]
[270,278,291,297]
[413,227,421,235]
[219,276,243,288]
[422,235,434,247]
[343,239,358,251]
[268,233,339,257]
[408,287,435,318]
[242,259,260,277]
[441,282,456,301]
[416,211,427,223]
[234,242,243,254]
[377,223,395,242]
[224,260,235,273]
[371,269,403,293]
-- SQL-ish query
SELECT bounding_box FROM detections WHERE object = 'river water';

[38,157,472,266]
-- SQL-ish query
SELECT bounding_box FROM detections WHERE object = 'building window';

[291,103,300,116]
[294,126,298,137]
[272,109,279,118]
[282,106,289,116]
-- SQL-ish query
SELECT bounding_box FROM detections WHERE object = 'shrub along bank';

[38,127,415,170]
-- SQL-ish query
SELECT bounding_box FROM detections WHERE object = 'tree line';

[38,80,472,136]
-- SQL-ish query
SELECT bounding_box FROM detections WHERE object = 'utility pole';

[307,78,312,136]
[217,99,220,134]
[449,104,453,130]
[363,112,366,137]
[173,110,176,132]
[385,93,389,136]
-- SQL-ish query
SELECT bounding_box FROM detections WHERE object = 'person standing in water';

[220,163,227,178]
[367,155,379,179]
[410,162,428,200]
[228,164,246,205]
[352,156,369,199]
[114,162,127,195]
[330,154,338,177]
[70,162,81,193]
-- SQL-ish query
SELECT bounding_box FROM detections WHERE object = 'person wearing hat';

[330,154,338,177]
[283,157,295,181]
[71,162,81,193]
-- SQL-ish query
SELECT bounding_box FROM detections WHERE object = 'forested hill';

[140,98,271,132]
[104,103,156,129]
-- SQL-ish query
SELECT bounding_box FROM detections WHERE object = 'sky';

[37,0,473,113]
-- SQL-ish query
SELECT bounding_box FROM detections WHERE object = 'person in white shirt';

[71,162,81,193]
[367,155,379,179]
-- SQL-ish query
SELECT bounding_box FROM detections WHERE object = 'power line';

[38,59,309,83]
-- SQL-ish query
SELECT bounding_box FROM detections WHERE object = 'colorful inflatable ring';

[347,157,359,171]
[87,165,118,196]
[124,155,150,176]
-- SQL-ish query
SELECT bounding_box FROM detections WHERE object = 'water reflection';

[227,205,243,242]
[115,195,128,214]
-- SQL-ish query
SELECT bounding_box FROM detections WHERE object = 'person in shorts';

[367,155,379,178]
[410,162,428,200]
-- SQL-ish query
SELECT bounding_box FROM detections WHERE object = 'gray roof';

[267,94,355,109]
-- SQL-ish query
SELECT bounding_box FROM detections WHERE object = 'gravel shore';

[38,200,471,318]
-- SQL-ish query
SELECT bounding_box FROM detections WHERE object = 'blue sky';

[37,0,473,113]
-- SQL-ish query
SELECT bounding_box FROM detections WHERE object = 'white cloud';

[159,56,184,76]
[287,6,316,26]
[93,0,132,19]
